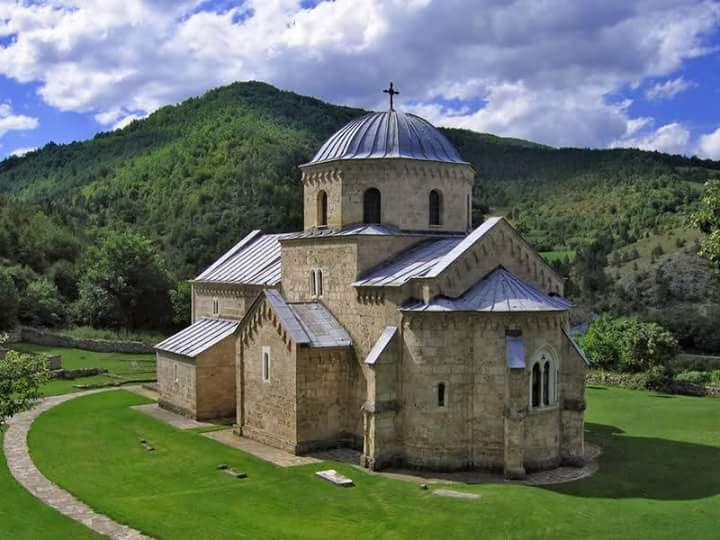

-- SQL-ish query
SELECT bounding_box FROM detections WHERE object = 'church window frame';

[173,362,179,385]
[317,269,324,297]
[310,270,317,297]
[429,189,443,227]
[467,193,472,230]
[261,346,271,383]
[212,297,219,317]
[529,349,559,410]
[363,188,382,224]
[317,190,328,227]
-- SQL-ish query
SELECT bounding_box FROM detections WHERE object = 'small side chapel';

[155,84,589,478]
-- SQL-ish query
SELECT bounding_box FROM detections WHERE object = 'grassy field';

[22,386,720,539]
[0,433,101,540]
[9,344,156,396]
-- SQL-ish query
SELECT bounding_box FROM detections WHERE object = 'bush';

[709,370,720,385]
[581,315,679,372]
[17,278,68,328]
[674,370,710,384]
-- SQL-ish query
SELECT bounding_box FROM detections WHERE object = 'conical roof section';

[306,110,468,165]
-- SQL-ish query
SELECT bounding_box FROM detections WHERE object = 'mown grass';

[60,326,167,346]
[9,343,156,396]
[0,432,101,539]
[25,387,720,539]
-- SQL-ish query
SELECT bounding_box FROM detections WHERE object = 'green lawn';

[23,387,720,539]
[10,344,156,396]
[0,432,101,540]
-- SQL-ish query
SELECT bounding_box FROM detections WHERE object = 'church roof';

[402,267,573,313]
[283,223,463,240]
[305,110,468,166]
[354,217,501,287]
[193,231,293,286]
[155,317,239,358]
[263,290,352,348]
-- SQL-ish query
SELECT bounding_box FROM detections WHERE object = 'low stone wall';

[49,367,108,380]
[13,327,154,354]
[587,371,720,397]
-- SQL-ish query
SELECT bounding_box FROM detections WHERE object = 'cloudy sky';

[1,0,720,159]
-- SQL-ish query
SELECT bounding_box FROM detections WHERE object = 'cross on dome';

[383,82,399,111]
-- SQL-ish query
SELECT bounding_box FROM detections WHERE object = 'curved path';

[3,389,153,540]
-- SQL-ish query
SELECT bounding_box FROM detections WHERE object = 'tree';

[76,231,173,329]
[0,338,49,430]
[169,281,192,327]
[581,315,623,370]
[0,269,19,329]
[18,278,67,328]
[692,179,720,264]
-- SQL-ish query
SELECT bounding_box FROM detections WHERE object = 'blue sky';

[1,0,720,159]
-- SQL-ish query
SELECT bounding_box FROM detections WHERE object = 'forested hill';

[2,80,720,279]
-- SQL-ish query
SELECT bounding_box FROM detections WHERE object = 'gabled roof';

[563,328,591,366]
[194,231,295,286]
[402,267,572,313]
[354,217,501,287]
[155,317,239,358]
[260,290,352,348]
[366,326,398,365]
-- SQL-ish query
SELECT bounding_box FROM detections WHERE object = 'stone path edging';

[3,389,153,540]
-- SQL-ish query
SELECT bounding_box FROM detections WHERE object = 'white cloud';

[698,127,720,159]
[0,101,39,138]
[0,0,719,150]
[9,146,37,157]
[112,113,145,131]
[645,76,696,100]
[613,122,691,155]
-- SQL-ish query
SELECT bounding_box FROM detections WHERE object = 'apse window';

[212,297,219,316]
[363,188,382,224]
[429,189,443,226]
[437,382,446,407]
[261,347,271,383]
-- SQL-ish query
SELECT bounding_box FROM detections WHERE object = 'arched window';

[531,364,541,408]
[429,189,442,226]
[363,188,381,224]
[317,269,324,297]
[212,297,219,316]
[317,190,328,227]
[437,383,446,407]
[310,270,317,296]
[543,362,550,406]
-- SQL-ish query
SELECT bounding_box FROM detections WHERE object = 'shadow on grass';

[547,422,720,500]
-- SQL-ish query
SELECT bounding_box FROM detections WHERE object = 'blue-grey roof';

[155,317,239,358]
[563,328,591,366]
[506,336,526,369]
[264,290,351,348]
[283,223,463,240]
[194,231,294,285]
[354,217,501,287]
[306,110,468,166]
[366,326,398,365]
[403,267,573,313]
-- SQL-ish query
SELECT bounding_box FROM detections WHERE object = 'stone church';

[155,93,589,478]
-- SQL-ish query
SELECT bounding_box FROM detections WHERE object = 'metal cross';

[383,82,399,111]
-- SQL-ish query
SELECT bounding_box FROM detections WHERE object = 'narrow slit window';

[317,190,328,227]
[317,269,324,297]
[310,270,317,296]
[212,297,219,316]
[437,383,446,407]
[429,189,442,226]
[363,188,381,224]
[262,348,270,382]
[543,362,550,406]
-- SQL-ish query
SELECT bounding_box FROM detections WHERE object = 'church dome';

[307,110,468,165]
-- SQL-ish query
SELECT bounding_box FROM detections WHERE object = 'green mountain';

[2,80,719,280]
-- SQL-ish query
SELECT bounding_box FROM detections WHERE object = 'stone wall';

[238,305,298,453]
[192,283,262,322]
[195,336,237,420]
[296,346,362,452]
[16,327,153,354]
[157,352,197,417]
[301,159,474,233]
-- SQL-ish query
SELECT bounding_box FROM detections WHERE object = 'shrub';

[709,370,720,385]
[581,315,679,372]
[674,370,710,384]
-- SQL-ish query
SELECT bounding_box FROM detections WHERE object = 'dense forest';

[1,81,719,347]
